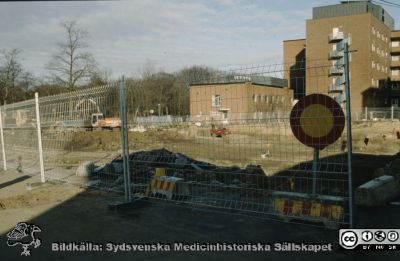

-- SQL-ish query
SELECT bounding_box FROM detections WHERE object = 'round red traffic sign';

[290,94,345,149]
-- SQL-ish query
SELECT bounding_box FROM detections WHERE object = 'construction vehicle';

[90,113,121,130]
[52,113,121,132]
[210,123,230,137]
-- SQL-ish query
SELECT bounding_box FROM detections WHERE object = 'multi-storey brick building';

[189,76,293,122]
[284,1,399,112]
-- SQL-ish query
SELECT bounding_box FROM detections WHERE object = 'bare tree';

[0,48,23,105]
[47,20,96,91]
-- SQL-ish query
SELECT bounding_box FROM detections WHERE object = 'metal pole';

[344,43,354,228]
[123,77,132,201]
[312,148,319,196]
[391,105,394,121]
[0,108,7,171]
[35,93,45,183]
[119,77,132,202]
[365,106,367,121]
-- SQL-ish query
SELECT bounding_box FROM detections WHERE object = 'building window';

[372,27,375,35]
[372,44,375,51]
[372,61,375,68]
[212,95,220,107]
[264,95,268,103]
[258,94,262,102]
[253,94,257,102]
[371,78,375,86]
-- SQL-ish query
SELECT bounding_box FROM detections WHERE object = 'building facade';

[284,1,399,112]
[189,77,293,123]
[283,39,306,100]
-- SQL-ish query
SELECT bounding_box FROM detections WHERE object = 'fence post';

[35,92,45,183]
[391,106,394,121]
[344,42,354,228]
[119,76,132,202]
[364,106,367,121]
[0,108,7,171]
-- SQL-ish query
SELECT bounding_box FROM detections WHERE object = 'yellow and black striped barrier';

[145,168,189,200]
[272,191,344,223]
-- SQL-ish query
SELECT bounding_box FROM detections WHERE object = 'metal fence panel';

[0,60,356,228]
[1,99,40,176]
[123,61,351,228]
[37,82,122,191]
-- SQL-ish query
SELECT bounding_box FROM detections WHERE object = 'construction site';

[1,1,400,260]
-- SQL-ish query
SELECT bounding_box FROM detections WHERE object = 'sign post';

[290,94,345,196]
[312,148,319,195]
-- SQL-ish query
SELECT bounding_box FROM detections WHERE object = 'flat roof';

[190,75,288,88]
[283,38,306,42]
[312,1,394,30]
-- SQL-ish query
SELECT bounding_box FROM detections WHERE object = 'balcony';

[392,47,400,54]
[329,50,344,60]
[329,76,345,93]
[329,65,344,75]
[329,31,344,43]
[391,60,400,68]
[392,75,400,81]
[334,93,346,104]
[329,83,344,93]
[391,42,400,54]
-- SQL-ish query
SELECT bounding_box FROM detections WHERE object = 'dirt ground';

[44,120,400,173]
[1,121,400,260]
[0,170,399,261]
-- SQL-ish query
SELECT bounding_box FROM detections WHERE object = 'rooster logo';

[6,222,42,256]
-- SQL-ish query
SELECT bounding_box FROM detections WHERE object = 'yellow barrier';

[273,197,343,221]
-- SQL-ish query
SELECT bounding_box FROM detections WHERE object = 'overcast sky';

[1,0,399,79]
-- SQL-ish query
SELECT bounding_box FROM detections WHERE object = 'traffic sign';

[290,94,345,149]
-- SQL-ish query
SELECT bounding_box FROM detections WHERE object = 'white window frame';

[212,94,221,107]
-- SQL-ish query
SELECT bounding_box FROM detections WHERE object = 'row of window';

[371,61,388,73]
[372,27,389,43]
[253,94,287,104]
[371,43,389,58]
[211,94,290,107]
